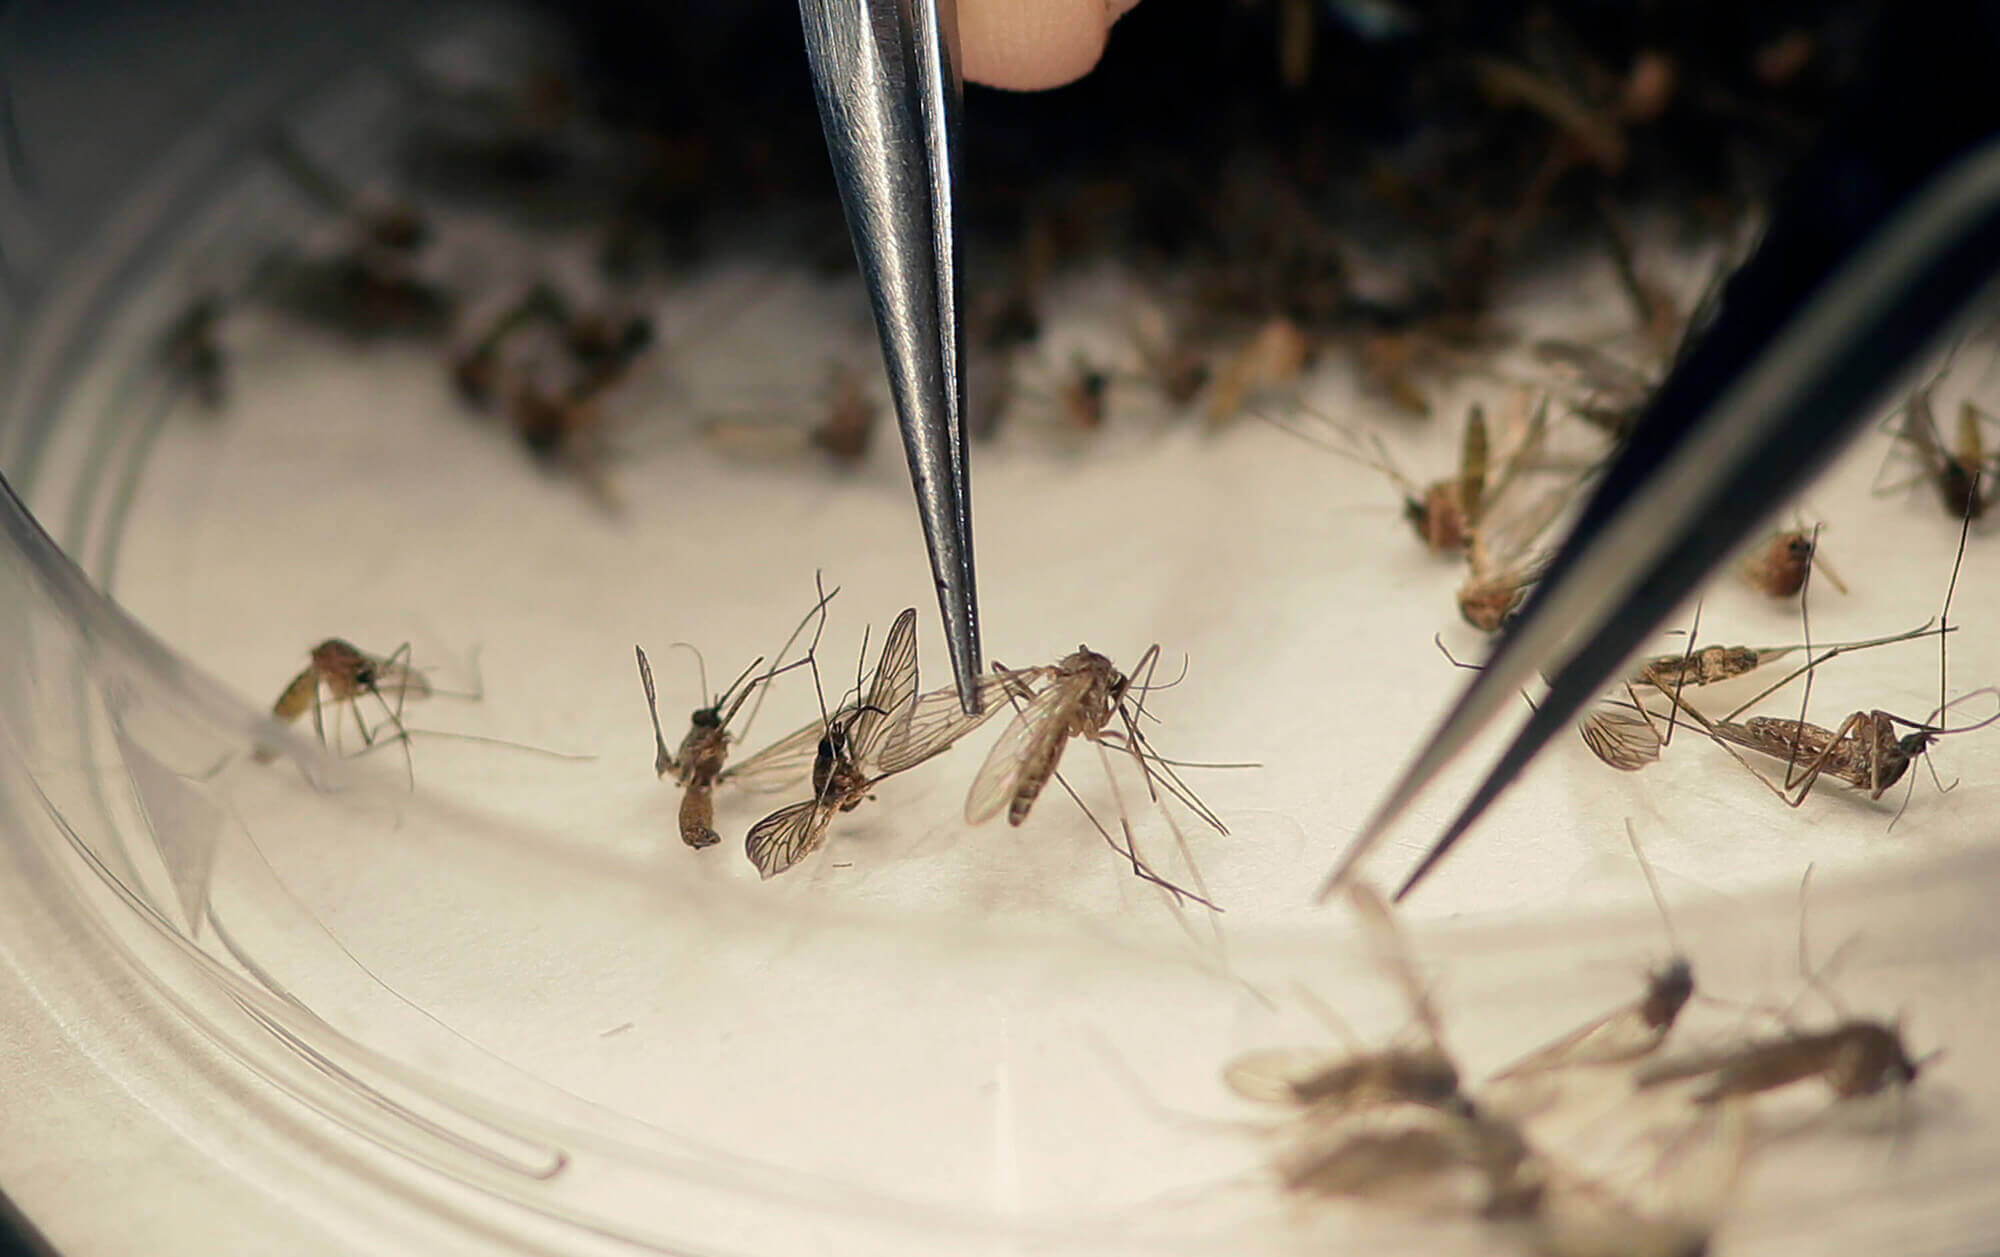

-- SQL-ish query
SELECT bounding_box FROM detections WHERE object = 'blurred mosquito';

[1739,524,1846,599]
[743,605,1024,878]
[965,643,1240,908]
[701,363,879,467]
[1269,1103,1544,1219]
[1225,882,1470,1118]
[160,294,228,410]
[1487,823,1692,1084]
[1459,480,1568,633]
[1206,316,1310,427]
[1874,360,1997,521]
[634,586,837,849]
[1635,869,1937,1110]
[257,130,452,340]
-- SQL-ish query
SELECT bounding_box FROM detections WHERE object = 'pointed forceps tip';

[800,0,983,714]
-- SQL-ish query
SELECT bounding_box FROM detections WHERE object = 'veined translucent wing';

[850,607,920,763]
[875,667,1052,776]
[744,797,838,879]
[1578,703,1663,771]
[963,665,1091,825]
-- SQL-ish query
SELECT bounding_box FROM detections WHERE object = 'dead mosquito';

[1459,481,1568,632]
[742,605,1019,879]
[965,642,1238,907]
[1635,870,1937,1110]
[1206,316,1310,428]
[1739,523,1846,599]
[258,638,434,767]
[1270,1103,1544,1220]
[1577,616,1941,773]
[1875,362,1997,521]
[256,130,453,340]
[701,363,879,467]
[1225,882,1470,1118]
[634,587,836,849]
[1487,822,1692,1084]
[1659,508,1998,815]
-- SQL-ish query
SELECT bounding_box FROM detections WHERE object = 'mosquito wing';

[1490,1004,1660,1080]
[1223,1047,1334,1106]
[851,607,920,765]
[744,797,837,879]
[271,667,319,722]
[875,667,1052,777]
[963,668,1086,825]
[725,707,855,794]
[1578,704,1662,771]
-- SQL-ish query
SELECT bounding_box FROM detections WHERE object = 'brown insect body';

[258,638,433,764]
[1288,1048,1463,1112]
[972,647,1125,828]
[1639,1020,1921,1104]
[1717,710,1928,800]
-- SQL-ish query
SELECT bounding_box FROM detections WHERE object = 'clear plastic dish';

[3,5,1999,1255]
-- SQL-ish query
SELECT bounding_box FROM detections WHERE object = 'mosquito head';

[1645,958,1696,1031]
[690,706,723,730]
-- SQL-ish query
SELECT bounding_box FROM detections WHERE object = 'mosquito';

[1635,871,1937,1110]
[1225,882,1470,1118]
[1459,480,1568,632]
[257,130,452,340]
[701,363,880,467]
[1577,618,1941,774]
[1659,507,1999,814]
[964,642,1237,907]
[1488,823,1692,1083]
[160,294,228,410]
[1206,316,1310,427]
[253,638,585,785]
[742,606,1021,879]
[1875,361,1996,521]
[1270,1103,1545,1219]
[1739,524,1846,599]
[634,588,834,849]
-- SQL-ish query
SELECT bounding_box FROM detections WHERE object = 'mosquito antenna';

[634,646,675,777]
[1624,820,1682,958]
[667,641,713,707]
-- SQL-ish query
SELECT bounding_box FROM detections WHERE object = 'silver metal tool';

[799,0,983,714]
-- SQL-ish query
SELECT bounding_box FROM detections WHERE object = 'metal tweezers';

[801,0,2000,877]
[798,0,983,714]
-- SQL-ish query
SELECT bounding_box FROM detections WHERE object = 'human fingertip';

[959,0,1141,92]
